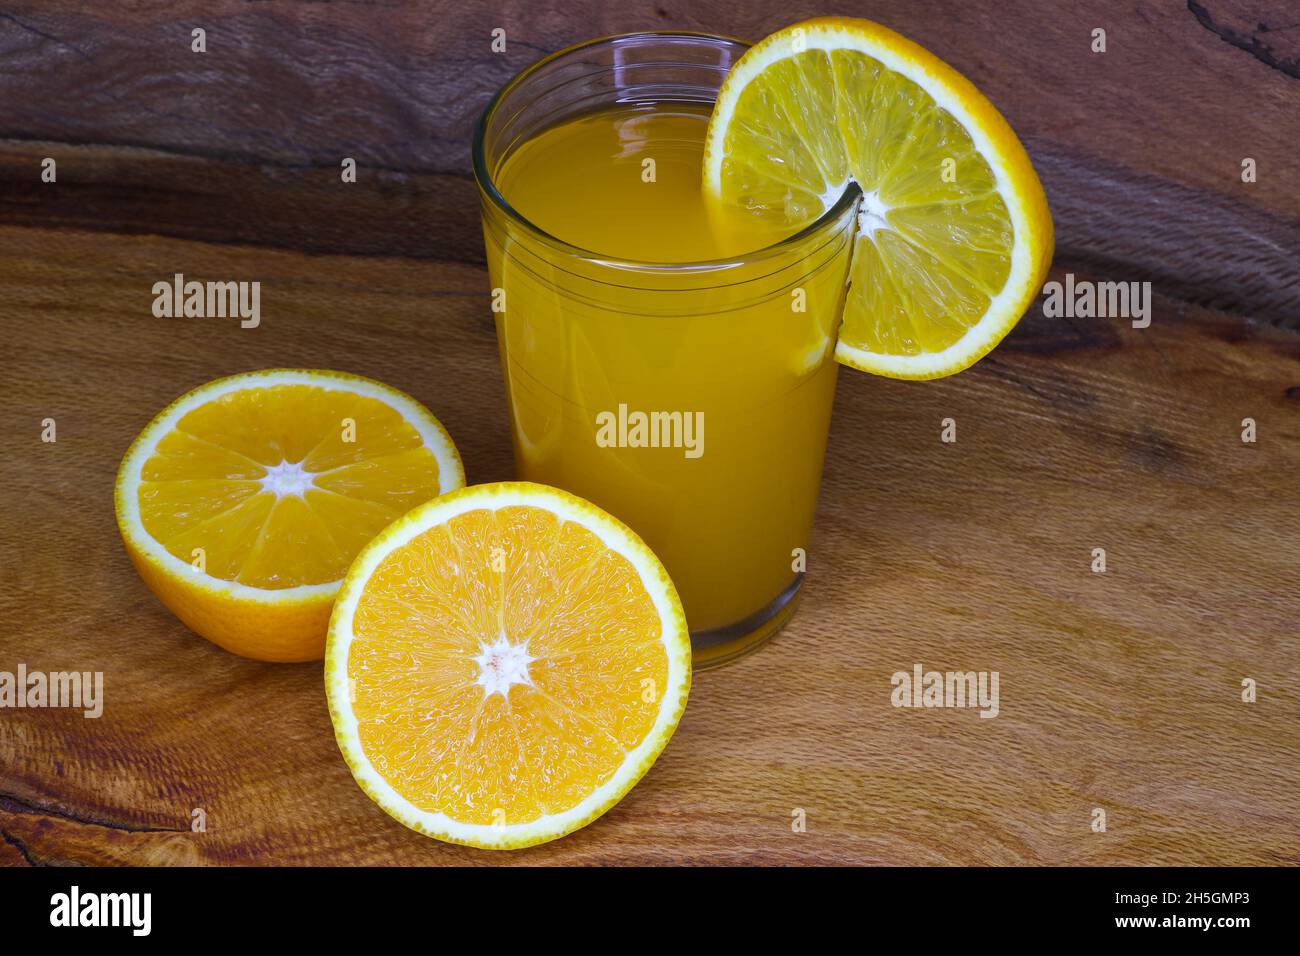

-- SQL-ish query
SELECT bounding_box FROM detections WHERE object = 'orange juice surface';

[487,103,852,641]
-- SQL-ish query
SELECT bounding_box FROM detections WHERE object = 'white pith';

[856,189,891,239]
[473,632,536,699]
[325,482,691,849]
[261,459,317,498]
[116,370,466,604]
[821,177,852,213]
[703,23,1037,376]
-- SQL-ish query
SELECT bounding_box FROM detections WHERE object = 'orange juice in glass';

[473,33,855,666]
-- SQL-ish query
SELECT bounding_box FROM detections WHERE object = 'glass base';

[689,575,803,669]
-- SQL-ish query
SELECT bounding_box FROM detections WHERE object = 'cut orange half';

[325,481,691,849]
[114,369,464,662]
[704,17,1054,379]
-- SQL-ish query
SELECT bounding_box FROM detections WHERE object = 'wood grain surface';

[0,0,1297,866]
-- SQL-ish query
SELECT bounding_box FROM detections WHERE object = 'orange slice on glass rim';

[704,16,1054,379]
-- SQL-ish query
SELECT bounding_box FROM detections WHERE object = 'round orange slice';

[704,17,1054,379]
[324,481,691,849]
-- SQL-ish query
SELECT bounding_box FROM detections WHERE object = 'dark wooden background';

[0,0,1296,866]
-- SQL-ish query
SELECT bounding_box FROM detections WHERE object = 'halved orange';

[114,369,464,662]
[324,481,691,849]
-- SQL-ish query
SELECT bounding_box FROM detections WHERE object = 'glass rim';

[470,30,860,274]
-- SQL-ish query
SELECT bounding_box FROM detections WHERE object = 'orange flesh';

[348,505,668,826]
[137,384,444,587]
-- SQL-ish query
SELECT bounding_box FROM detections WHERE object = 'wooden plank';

[1,1,1298,320]
[0,222,1295,864]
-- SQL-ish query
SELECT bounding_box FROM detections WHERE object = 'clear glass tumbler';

[473,33,856,666]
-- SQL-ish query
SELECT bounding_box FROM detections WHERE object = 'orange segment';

[235,494,346,587]
[155,492,275,581]
[326,482,691,849]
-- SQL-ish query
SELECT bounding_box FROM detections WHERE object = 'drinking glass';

[473,33,857,666]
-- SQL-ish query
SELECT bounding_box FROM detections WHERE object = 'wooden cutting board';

[0,0,1297,865]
